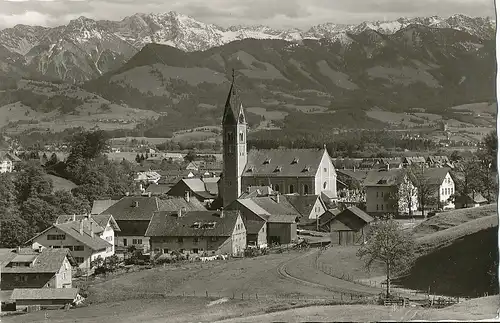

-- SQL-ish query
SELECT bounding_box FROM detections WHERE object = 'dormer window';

[263,158,271,165]
[202,222,216,229]
[246,166,254,173]
[274,166,282,172]
[302,166,310,172]
[291,158,299,164]
[191,222,201,229]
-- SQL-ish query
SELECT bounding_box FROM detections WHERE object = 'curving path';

[277,249,381,297]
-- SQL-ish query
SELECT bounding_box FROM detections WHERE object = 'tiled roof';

[285,194,321,217]
[91,199,120,215]
[363,169,405,187]
[100,196,160,221]
[337,169,370,183]
[237,196,300,223]
[145,211,240,237]
[245,220,266,234]
[157,196,207,212]
[343,206,374,224]
[11,288,78,300]
[54,222,112,251]
[55,215,104,234]
[239,186,275,199]
[419,167,451,185]
[1,249,71,273]
[242,148,327,178]
[145,183,173,194]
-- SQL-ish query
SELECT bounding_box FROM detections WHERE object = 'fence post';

[194,291,195,296]
[351,293,353,300]
[206,291,208,298]
[183,291,185,297]
[241,293,244,300]
[341,293,343,301]
[232,291,235,299]
[256,293,258,300]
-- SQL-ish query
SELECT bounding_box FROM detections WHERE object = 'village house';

[145,210,247,257]
[402,156,426,168]
[0,151,21,173]
[285,194,327,228]
[364,168,419,216]
[97,196,207,252]
[245,220,268,248]
[313,208,342,232]
[167,177,220,205]
[0,248,75,290]
[134,171,161,184]
[220,74,337,208]
[419,168,456,210]
[9,288,80,310]
[27,217,114,271]
[455,192,488,209]
[90,197,121,215]
[426,155,451,168]
[322,206,374,246]
[229,195,300,245]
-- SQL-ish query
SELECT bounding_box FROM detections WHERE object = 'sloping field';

[413,204,497,237]
[395,225,498,297]
[216,296,499,322]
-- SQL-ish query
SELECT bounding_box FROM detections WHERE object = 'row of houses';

[333,155,453,171]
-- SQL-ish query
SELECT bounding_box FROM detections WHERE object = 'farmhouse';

[364,168,419,216]
[323,206,373,245]
[220,73,337,207]
[455,192,488,209]
[167,177,220,205]
[245,220,267,248]
[419,167,455,210]
[0,151,20,173]
[0,248,74,290]
[9,288,79,310]
[28,217,114,271]
[229,195,300,245]
[145,210,246,257]
[99,196,206,252]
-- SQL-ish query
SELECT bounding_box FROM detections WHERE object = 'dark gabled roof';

[11,288,78,300]
[54,222,112,251]
[244,220,266,234]
[100,196,160,221]
[1,249,71,274]
[239,186,275,199]
[337,169,370,183]
[285,194,322,217]
[157,196,207,212]
[236,196,300,223]
[145,210,240,237]
[91,199,121,215]
[363,169,405,187]
[318,208,342,226]
[458,193,488,204]
[145,183,172,195]
[342,206,374,224]
[243,148,328,178]
[404,156,426,163]
[419,167,451,185]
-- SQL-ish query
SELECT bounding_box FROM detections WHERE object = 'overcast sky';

[0,0,496,30]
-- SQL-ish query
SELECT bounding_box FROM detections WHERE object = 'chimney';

[72,214,76,221]
[79,220,84,235]
[125,191,130,196]
[353,166,356,172]
[184,191,190,203]
[246,186,251,193]
[386,164,390,171]
[133,201,139,208]
[17,246,20,253]
[178,207,186,217]
[275,193,280,203]
[220,207,224,218]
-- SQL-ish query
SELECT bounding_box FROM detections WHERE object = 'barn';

[324,206,374,246]
[10,288,79,309]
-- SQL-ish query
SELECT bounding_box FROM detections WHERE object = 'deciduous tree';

[357,217,416,297]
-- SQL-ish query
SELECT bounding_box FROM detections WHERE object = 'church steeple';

[222,68,247,207]
[223,69,243,125]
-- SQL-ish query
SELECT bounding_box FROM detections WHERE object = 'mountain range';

[0,12,495,83]
[0,12,496,138]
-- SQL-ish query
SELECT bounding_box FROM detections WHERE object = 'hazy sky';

[0,0,496,30]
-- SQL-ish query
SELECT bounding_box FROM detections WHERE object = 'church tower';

[222,69,247,206]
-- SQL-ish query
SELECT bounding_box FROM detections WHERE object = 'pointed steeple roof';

[223,69,244,125]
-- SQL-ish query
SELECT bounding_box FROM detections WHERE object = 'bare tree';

[357,217,416,298]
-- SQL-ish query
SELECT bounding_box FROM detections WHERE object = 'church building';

[221,71,338,207]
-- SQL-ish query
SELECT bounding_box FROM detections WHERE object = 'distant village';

[0,78,495,314]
